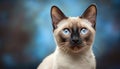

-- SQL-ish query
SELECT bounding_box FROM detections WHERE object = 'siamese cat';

[37,4,97,69]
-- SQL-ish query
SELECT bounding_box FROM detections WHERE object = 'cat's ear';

[51,6,66,29]
[81,4,97,29]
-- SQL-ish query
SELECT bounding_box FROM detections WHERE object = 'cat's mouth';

[69,45,85,53]
[59,42,87,53]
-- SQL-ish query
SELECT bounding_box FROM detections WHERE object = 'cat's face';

[51,4,97,54]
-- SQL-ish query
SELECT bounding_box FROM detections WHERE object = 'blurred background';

[0,0,120,69]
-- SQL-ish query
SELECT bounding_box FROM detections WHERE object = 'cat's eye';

[62,28,70,35]
[80,28,88,35]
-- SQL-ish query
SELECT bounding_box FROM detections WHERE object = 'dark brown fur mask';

[51,4,97,54]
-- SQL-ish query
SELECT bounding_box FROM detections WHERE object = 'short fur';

[37,4,97,69]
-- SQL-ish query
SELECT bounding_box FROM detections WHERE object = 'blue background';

[0,0,120,69]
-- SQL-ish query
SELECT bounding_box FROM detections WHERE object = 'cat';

[37,4,97,69]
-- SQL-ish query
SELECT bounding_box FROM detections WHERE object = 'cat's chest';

[53,53,95,69]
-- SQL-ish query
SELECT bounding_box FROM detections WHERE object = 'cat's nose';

[71,38,82,44]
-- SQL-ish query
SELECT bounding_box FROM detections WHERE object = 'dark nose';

[71,37,82,44]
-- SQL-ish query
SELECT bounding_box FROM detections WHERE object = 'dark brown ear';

[81,4,97,29]
[51,6,66,29]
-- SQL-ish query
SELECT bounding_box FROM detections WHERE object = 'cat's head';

[51,4,97,54]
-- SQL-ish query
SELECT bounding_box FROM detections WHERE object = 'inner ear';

[80,4,97,29]
[51,6,67,30]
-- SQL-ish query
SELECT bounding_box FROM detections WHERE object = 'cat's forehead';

[68,17,80,23]
[57,17,92,28]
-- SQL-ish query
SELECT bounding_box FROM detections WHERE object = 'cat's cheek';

[58,32,70,42]
[84,37,94,46]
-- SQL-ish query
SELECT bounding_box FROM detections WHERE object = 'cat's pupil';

[65,30,68,33]
[64,29,69,33]
[81,28,88,34]
[82,29,86,32]
[63,29,70,35]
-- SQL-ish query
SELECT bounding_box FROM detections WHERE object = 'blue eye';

[63,29,70,35]
[80,28,88,35]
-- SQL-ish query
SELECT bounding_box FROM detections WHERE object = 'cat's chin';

[69,46,84,54]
